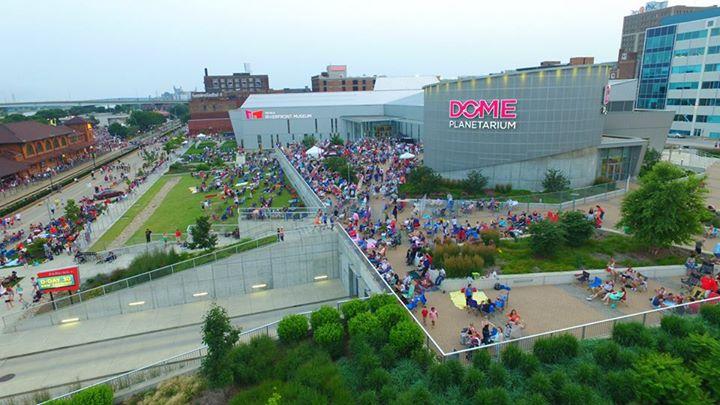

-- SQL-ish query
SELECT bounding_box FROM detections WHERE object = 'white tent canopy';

[196,133,208,138]
[306,145,324,158]
[399,152,416,160]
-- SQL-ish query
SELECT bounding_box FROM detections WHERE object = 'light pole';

[89,146,96,170]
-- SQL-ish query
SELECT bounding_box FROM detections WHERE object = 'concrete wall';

[603,110,672,152]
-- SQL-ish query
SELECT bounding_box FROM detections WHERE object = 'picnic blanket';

[449,290,489,309]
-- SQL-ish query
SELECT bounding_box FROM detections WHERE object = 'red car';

[93,189,124,200]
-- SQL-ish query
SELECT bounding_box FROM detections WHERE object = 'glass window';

[699,98,720,106]
[712,27,720,36]
[676,29,708,41]
[706,64,720,72]
[674,114,693,122]
[696,115,708,122]
[674,47,705,57]
[672,65,702,74]
[25,144,35,155]
[668,81,699,89]
[702,81,720,89]
[670,129,691,136]
[667,98,696,106]
[710,46,720,54]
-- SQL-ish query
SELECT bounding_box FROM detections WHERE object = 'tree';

[462,170,488,192]
[620,161,708,248]
[406,166,443,195]
[631,353,705,404]
[127,110,166,131]
[0,113,29,123]
[190,215,218,250]
[108,122,129,138]
[201,304,240,388]
[64,199,82,228]
[639,148,661,177]
[168,104,190,124]
[528,220,567,257]
[330,134,344,146]
[324,157,356,183]
[559,211,595,247]
[302,135,317,149]
[542,169,570,192]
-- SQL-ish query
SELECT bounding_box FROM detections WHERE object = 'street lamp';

[89,146,96,170]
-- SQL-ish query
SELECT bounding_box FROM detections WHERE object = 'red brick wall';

[188,118,233,135]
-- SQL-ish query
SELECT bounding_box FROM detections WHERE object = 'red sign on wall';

[36,266,80,293]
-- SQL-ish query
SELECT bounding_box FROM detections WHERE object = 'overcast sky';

[1,0,718,101]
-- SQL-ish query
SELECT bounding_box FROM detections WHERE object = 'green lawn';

[498,234,687,274]
[124,173,293,244]
[184,141,217,156]
[220,140,237,152]
[89,177,170,251]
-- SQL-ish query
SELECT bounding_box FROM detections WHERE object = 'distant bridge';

[0,98,187,109]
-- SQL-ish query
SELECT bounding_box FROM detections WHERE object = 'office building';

[202,68,270,94]
[618,2,713,78]
[311,65,375,92]
[636,8,720,138]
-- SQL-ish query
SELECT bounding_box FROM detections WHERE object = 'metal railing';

[443,295,720,361]
[237,207,317,220]
[0,229,297,331]
[274,148,324,209]
[41,296,368,403]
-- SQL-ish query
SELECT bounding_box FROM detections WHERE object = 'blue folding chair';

[588,276,602,290]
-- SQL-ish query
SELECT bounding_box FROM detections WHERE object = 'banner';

[36,266,80,293]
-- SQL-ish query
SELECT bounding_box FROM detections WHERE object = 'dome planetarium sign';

[448,99,518,130]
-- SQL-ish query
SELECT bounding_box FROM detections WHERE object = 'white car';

[668,133,686,139]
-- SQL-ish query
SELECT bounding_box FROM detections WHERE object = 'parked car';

[93,189,124,200]
[668,132,686,139]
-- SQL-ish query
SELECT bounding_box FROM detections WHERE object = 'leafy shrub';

[674,333,720,363]
[528,220,567,257]
[26,237,48,260]
[700,303,720,326]
[348,311,384,348]
[340,299,368,321]
[693,358,720,399]
[462,170,488,192]
[494,183,513,194]
[52,385,113,405]
[462,367,486,396]
[472,348,492,371]
[527,372,553,401]
[367,294,397,312]
[389,320,424,356]
[632,353,704,404]
[612,322,654,347]
[542,168,570,192]
[324,156,356,183]
[486,362,508,388]
[277,314,309,344]
[500,344,524,369]
[230,335,278,386]
[365,368,391,393]
[592,340,621,368]
[480,229,500,246]
[533,334,579,364]
[573,361,601,386]
[410,348,436,371]
[443,254,485,278]
[557,383,595,405]
[310,306,341,330]
[474,387,510,405]
[313,322,344,357]
[660,315,692,337]
[427,360,464,392]
[559,211,595,247]
[603,370,636,404]
[376,304,407,331]
[379,343,399,369]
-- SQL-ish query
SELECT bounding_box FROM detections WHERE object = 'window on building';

[341,80,346,85]
[53,138,60,149]
[671,65,702,74]
[36,142,44,152]
[699,98,720,106]
[706,64,720,72]
[674,114,693,122]
[668,81,699,89]
[323,86,327,91]
[702,81,720,89]
[353,86,358,91]
[697,115,720,123]
[674,47,705,57]
[676,29,708,41]
[670,129,691,136]
[709,46,720,54]
[696,115,708,122]
[60,137,67,146]
[25,144,35,156]
[45,140,52,150]
[352,80,358,85]
[694,128,703,137]
[667,98,696,106]
[342,87,346,91]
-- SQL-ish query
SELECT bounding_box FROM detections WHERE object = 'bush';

[472,348,492,371]
[340,299,369,321]
[593,176,612,185]
[700,303,720,326]
[324,156,356,183]
[533,334,579,364]
[230,335,278,386]
[277,314,309,344]
[462,170,488,192]
[376,304,407,331]
[559,211,595,247]
[486,362,508,388]
[52,385,113,405]
[557,383,595,405]
[500,344,524,369]
[389,320,424,356]
[330,134,344,146]
[474,387,510,405]
[661,315,692,337]
[462,367,486,396]
[542,168,570,192]
[673,333,720,363]
[405,166,443,195]
[367,294,397,312]
[302,135,318,149]
[310,306,341,330]
[632,353,704,404]
[494,183,513,194]
[427,360,464,392]
[348,311,383,346]
[528,220,567,257]
[592,340,621,368]
[135,375,203,405]
[26,237,48,260]
[573,361,601,386]
[480,229,500,246]
[612,322,654,348]
[604,370,636,404]
[314,322,345,358]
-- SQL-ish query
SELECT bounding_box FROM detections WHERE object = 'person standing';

[174,228,182,244]
[145,228,152,243]
[429,307,438,328]
[279,227,285,242]
[421,306,429,325]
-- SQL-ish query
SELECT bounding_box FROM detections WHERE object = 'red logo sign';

[245,110,264,120]
[36,266,80,293]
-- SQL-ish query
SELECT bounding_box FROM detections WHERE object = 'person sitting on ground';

[685,256,698,273]
[507,309,525,328]
[602,287,626,306]
[587,280,614,301]
[651,293,667,308]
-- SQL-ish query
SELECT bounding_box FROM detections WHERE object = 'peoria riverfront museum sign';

[448,99,517,130]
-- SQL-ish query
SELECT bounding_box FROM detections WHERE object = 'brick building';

[311,65,375,92]
[0,119,95,180]
[203,68,269,94]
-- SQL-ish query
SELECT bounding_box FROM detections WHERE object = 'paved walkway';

[0,280,348,398]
